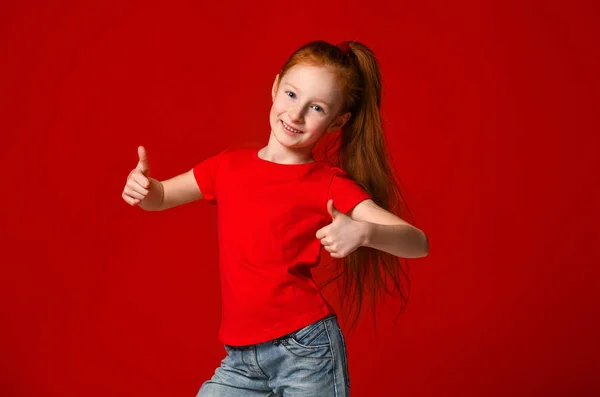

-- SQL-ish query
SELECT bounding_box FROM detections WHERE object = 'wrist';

[358,220,373,247]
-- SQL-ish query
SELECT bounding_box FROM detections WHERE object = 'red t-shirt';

[193,147,372,346]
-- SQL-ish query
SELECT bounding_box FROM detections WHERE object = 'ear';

[271,74,280,102]
[327,111,351,133]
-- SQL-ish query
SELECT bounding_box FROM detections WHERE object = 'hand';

[316,199,365,258]
[122,146,152,206]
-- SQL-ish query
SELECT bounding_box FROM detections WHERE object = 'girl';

[122,40,429,397]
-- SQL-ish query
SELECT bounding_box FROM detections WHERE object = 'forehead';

[281,64,343,103]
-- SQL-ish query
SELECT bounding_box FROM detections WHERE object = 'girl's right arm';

[122,146,203,211]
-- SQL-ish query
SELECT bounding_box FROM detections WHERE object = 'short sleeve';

[192,149,228,204]
[327,170,372,215]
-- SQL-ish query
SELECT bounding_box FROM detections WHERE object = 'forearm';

[360,222,429,258]
[138,178,165,211]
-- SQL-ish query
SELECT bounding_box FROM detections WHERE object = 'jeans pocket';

[292,321,329,348]
[283,318,332,359]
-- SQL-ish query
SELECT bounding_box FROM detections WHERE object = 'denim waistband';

[271,313,336,346]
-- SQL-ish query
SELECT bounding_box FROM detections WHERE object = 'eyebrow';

[284,83,331,108]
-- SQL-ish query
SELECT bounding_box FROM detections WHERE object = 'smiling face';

[269,64,351,154]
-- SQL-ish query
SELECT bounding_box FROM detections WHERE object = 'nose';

[288,105,304,123]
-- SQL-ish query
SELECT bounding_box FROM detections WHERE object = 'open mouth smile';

[281,120,303,134]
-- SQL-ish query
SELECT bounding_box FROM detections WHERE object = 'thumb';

[327,199,342,219]
[137,145,150,175]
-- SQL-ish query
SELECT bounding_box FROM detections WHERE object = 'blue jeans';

[197,314,350,396]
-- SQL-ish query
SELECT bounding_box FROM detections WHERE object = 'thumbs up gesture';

[315,199,365,258]
[122,146,152,206]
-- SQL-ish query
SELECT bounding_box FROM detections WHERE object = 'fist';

[122,146,152,206]
[316,199,363,258]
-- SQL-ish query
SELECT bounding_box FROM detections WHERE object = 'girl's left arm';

[350,199,430,259]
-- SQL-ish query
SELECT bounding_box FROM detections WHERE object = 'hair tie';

[336,41,352,56]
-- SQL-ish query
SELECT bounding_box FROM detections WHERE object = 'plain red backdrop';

[1,0,598,396]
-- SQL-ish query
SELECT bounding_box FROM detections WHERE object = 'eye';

[284,91,324,113]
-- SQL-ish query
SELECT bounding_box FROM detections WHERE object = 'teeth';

[282,121,301,133]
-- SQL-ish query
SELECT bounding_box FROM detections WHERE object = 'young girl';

[122,40,429,397]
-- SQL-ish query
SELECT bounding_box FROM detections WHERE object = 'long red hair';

[278,40,415,333]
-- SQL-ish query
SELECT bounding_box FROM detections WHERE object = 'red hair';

[278,40,415,333]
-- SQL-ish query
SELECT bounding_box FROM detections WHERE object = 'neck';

[260,136,315,165]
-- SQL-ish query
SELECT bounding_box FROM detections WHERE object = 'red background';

[1,1,598,396]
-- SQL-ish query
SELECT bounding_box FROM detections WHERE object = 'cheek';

[314,118,329,130]
[270,102,281,118]
[272,97,286,113]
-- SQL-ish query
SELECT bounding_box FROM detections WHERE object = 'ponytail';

[279,40,414,334]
